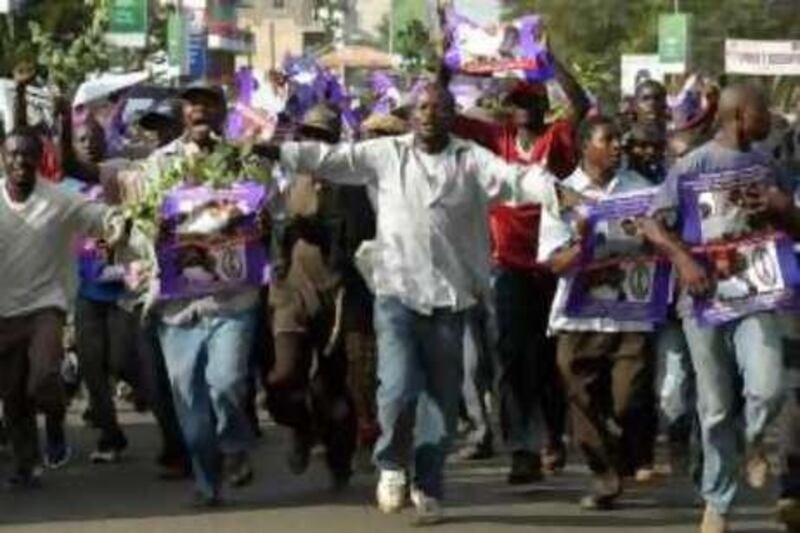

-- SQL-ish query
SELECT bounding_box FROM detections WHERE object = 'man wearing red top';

[453,52,589,483]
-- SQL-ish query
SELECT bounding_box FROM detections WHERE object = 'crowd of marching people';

[2,17,800,533]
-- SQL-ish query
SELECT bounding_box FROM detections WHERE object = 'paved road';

[0,405,785,533]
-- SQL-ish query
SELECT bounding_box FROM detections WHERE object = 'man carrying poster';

[145,82,267,506]
[642,83,792,533]
[538,116,657,511]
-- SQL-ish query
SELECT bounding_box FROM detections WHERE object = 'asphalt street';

[0,405,786,533]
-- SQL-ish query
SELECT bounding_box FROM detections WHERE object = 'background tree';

[503,0,800,109]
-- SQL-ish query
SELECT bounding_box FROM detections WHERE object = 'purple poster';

[678,164,774,245]
[677,164,800,324]
[443,10,555,81]
[564,188,672,322]
[156,181,271,300]
[691,235,800,326]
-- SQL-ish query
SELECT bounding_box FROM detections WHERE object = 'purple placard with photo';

[157,181,271,299]
[678,164,773,245]
[564,187,672,322]
[691,234,800,326]
[444,9,554,82]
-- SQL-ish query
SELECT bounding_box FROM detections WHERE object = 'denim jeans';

[779,316,800,498]
[656,320,696,424]
[682,312,785,514]
[158,308,258,498]
[372,297,465,500]
[461,304,494,448]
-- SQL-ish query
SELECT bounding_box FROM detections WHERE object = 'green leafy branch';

[126,141,273,238]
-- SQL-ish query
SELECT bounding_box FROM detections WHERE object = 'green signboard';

[167,9,187,74]
[107,0,148,48]
[658,13,689,67]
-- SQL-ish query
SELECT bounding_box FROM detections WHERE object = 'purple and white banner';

[443,10,554,81]
[564,188,672,322]
[157,181,270,299]
[678,164,773,245]
[691,235,800,326]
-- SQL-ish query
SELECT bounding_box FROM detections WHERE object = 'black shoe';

[580,471,622,510]
[456,442,494,461]
[190,491,223,509]
[288,431,313,475]
[44,442,73,470]
[91,431,128,464]
[542,443,567,474]
[330,468,352,492]
[507,451,544,485]
[579,493,617,511]
[226,452,254,488]
[5,467,42,490]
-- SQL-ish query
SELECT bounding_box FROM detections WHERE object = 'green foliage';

[395,18,439,75]
[1,0,167,94]
[29,0,112,93]
[129,141,272,238]
[504,0,800,109]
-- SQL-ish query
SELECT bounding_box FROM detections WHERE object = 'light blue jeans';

[158,308,258,498]
[372,297,465,500]
[461,304,494,448]
[656,320,694,424]
[682,312,785,514]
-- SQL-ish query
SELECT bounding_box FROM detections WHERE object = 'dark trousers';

[781,335,800,498]
[75,297,139,443]
[0,308,66,471]
[136,308,187,462]
[494,267,566,453]
[557,331,651,477]
[266,332,356,476]
[266,241,356,476]
[622,353,658,474]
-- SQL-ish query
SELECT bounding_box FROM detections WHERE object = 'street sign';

[658,13,689,72]
[106,0,149,48]
[187,6,208,79]
[167,8,188,76]
[726,39,800,76]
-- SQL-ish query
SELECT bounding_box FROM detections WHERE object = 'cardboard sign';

[156,181,270,299]
[564,188,672,322]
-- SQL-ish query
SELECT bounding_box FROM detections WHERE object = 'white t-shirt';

[0,178,108,317]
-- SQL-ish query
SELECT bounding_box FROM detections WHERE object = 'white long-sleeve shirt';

[280,133,556,315]
[0,178,111,317]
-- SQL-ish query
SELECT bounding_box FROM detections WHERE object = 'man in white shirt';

[261,81,556,524]
[538,116,669,510]
[0,127,121,488]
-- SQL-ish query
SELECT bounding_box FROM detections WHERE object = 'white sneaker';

[376,469,407,514]
[410,486,443,526]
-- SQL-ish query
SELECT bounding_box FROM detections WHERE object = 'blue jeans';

[158,308,258,498]
[372,297,465,500]
[656,320,694,424]
[461,304,494,448]
[682,312,785,514]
